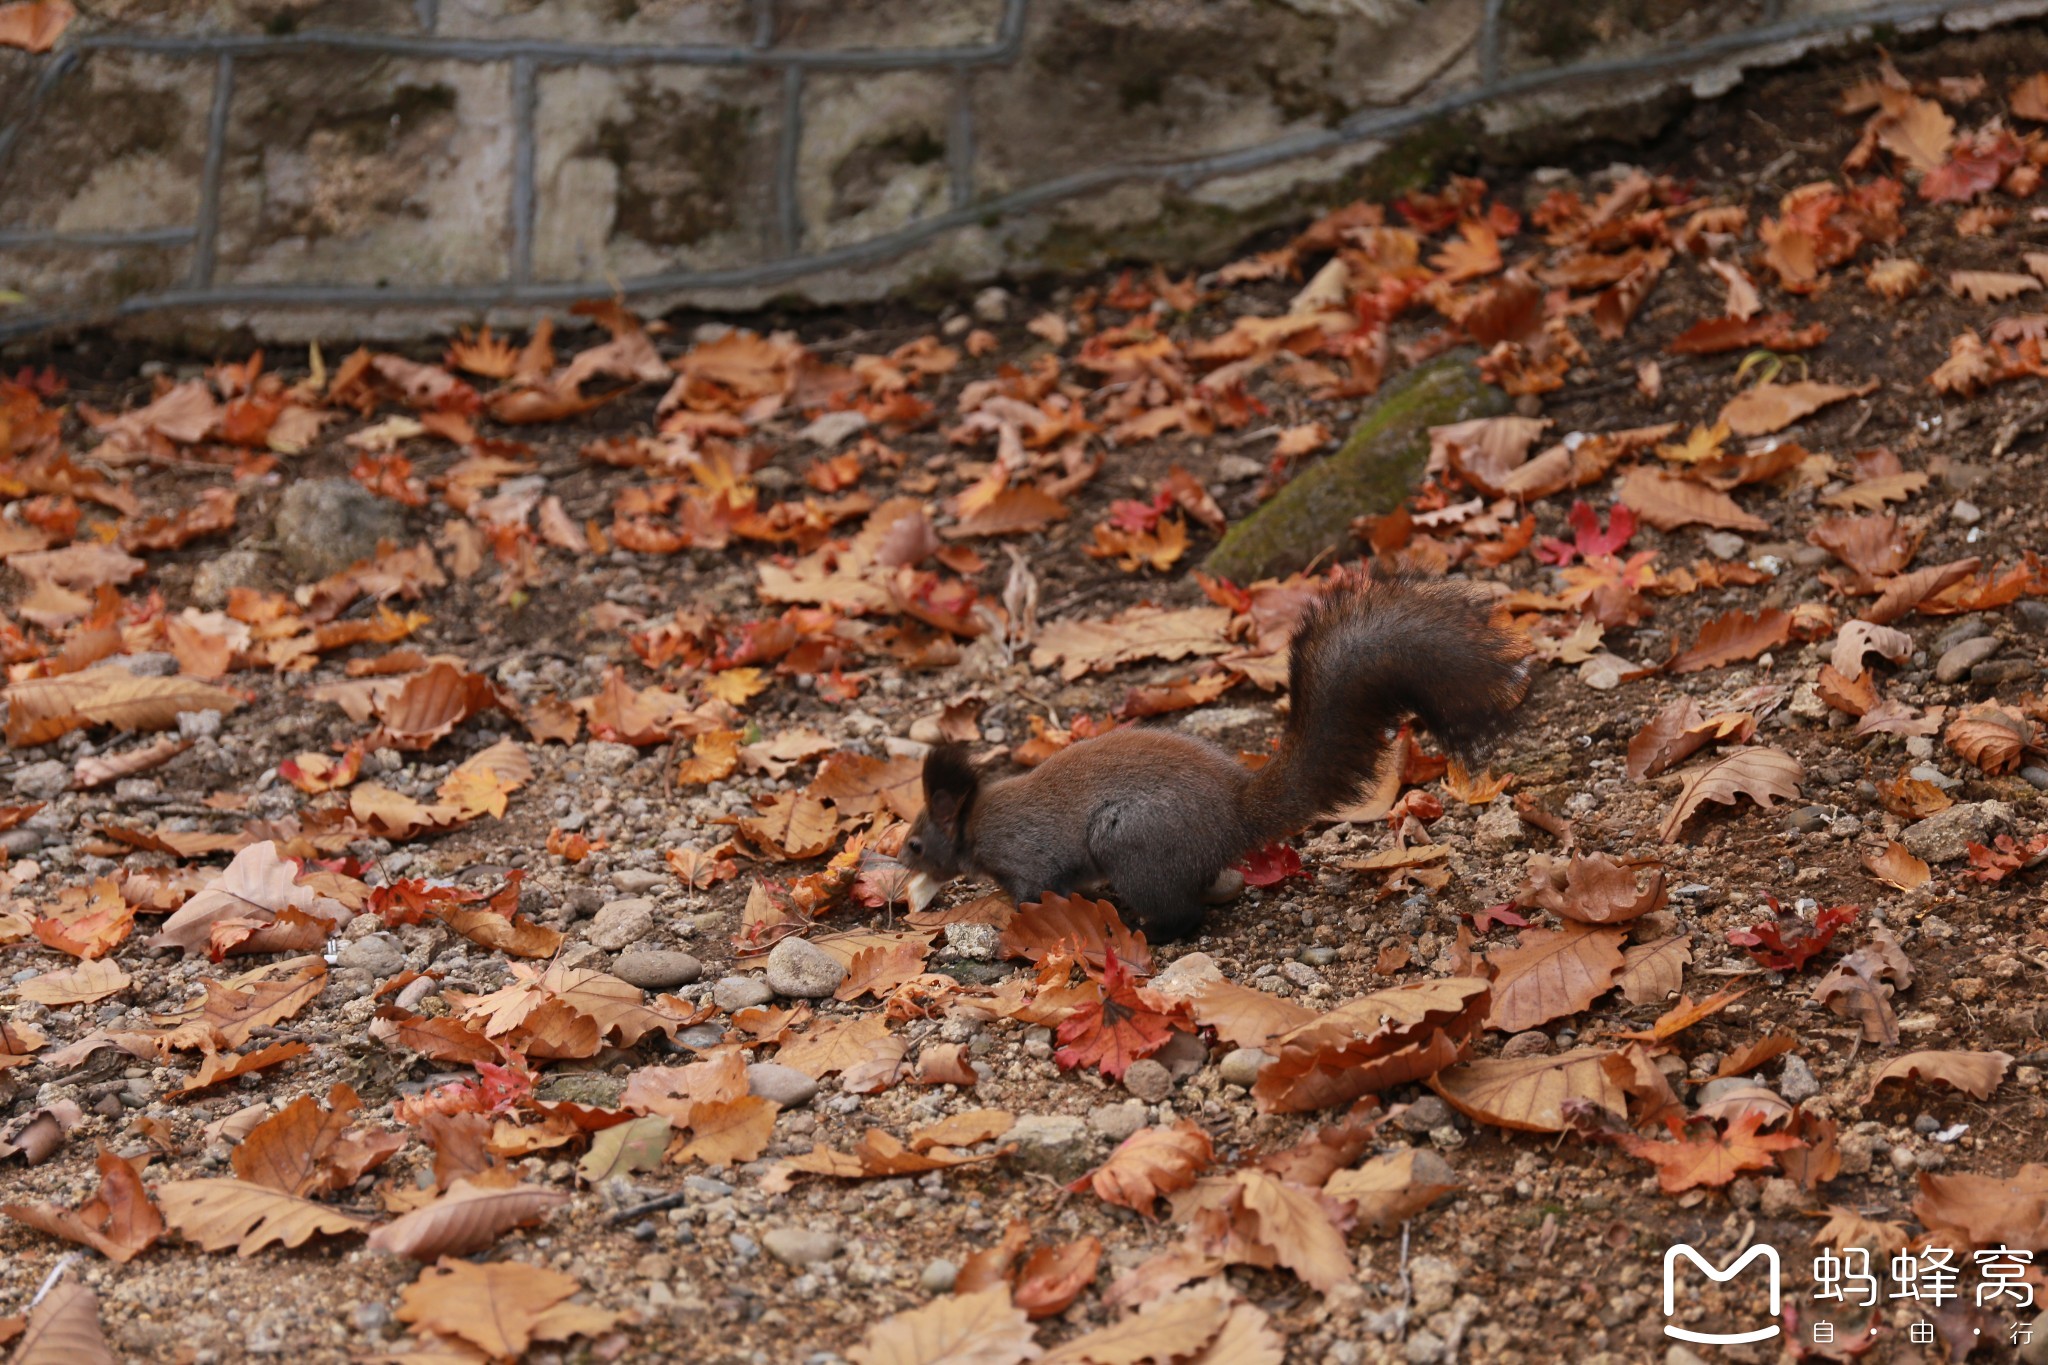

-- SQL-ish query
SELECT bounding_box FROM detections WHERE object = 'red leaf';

[1726,900,1860,972]
[1239,843,1305,888]
[1053,948,1179,1080]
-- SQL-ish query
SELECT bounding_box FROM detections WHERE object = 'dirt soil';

[3,23,2048,1365]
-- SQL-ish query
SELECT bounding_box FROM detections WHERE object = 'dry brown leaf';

[17,957,131,1006]
[670,1095,777,1167]
[396,1257,618,1358]
[1068,1120,1215,1216]
[1484,926,1628,1031]
[364,1178,569,1260]
[1615,933,1693,1006]
[1,1148,164,1262]
[1863,841,1931,891]
[2,666,245,747]
[2,1273,115,1365]
[1621,1112,1804,1194]
[1718,379,1874,437]
[1430,1048,1624,1133]
[1912,1164,2048,1250]
[1616,467,1768,533]
[1863,1050,2012,1102]
[1324,1147,1461,1233]
[1950,270,2040,302]
[1038,1286,1231,1365]
[155,1177,373,1255]
[1669,608,1792,673]
[846,1287,1041,1365]
[1658,746,1803,841]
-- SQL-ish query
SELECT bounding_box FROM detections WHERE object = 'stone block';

[74,0,418,34]
[532,63,780,283]
[1499,0,1767,75]
[436,0,751,45]
[0,241,193,319]
[771,0,1005,51]
[213,56,514,286]
[0,52,211,233]
[796,70,953,252]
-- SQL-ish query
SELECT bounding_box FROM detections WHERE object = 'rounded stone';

[1217,1047,1269,1087]
[746,1062,820,1108]
[1500,1030,1552,1059]
[713,976,774,1012]
[273,478,407,580]
[586,897,656,951]
[1934,636,2000,683]
[921,1259,959,1293]
[611,950,703,990]
[336,934,403,977]
[763,1227,842,1266]
[1121,1058,1173,1103]
[764,936,848,999]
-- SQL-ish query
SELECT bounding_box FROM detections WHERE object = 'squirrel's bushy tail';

[1240,572,1531,844]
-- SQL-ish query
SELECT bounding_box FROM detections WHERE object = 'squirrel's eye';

[907,837,924,856]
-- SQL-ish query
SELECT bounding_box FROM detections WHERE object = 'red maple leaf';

[1239,842,1306,887]
[1053,948,1179,1080]
[1963,832,2048,883]
[1726,898,1859,972]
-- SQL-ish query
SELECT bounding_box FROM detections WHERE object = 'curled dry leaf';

[1014,1236,1105,1319]
[364,1177,569,1260]
[1037,1286,1232,1365]
[1512,852,1666,924]
[1067,1120,1214,1216]
[1945,703,2031,774]
[1862,1050,2012,1103]
[1,1148,164,1262]
[1863,841,1930,891]
[1911,1165,2048,1250]
[1616,467,1768,533]
[1832,619,1914,679]
[1658,746,1803,842]
[1324,1147,1461,1233]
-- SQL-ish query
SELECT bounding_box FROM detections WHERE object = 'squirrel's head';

[902,742,978,880]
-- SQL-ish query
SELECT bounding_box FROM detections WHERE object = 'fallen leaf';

[1430,1048,1624,1133]
[1,1148,164,1262]
[1863,1050,2012,1102]
[1068,1120,1215,1217]
[847,1287,1041,1365]
[1658,747,1803,842]
[396,1258,619,1359]
[155,1177,373,1255]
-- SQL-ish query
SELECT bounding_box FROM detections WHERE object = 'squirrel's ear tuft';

[921,743,980,834]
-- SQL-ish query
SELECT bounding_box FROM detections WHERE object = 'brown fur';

[903,572,1530,937]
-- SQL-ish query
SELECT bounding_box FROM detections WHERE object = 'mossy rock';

[1205,350,1506,582]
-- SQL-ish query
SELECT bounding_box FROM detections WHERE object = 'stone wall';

[1,0,2045,341]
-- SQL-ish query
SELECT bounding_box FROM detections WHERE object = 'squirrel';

[900,572,1532,938]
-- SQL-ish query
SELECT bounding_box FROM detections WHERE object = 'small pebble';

[1121,1058,1173,1104]
[1934,636,1999,683]
[1950,499,1981,525]
[712,976,774,1012]
[921,1259,959,1293]
[764,936,849,999]
[1217,1048,1269,1087]
[611,950,703,990]
[746,1062,819,1108]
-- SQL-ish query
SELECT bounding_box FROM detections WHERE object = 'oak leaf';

[1067,1120,1214,1216]
[847,1287,1041,1365]
[1,1148,163,1262]
[1484,925,1628,1031]
[1863,1050,2012,1103]
[1657,746,1803,842]
[155,1177,373,1255]
[1430,1048,1623,1133]
[396,1258,619,1359]
[365,1178,569,1260]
